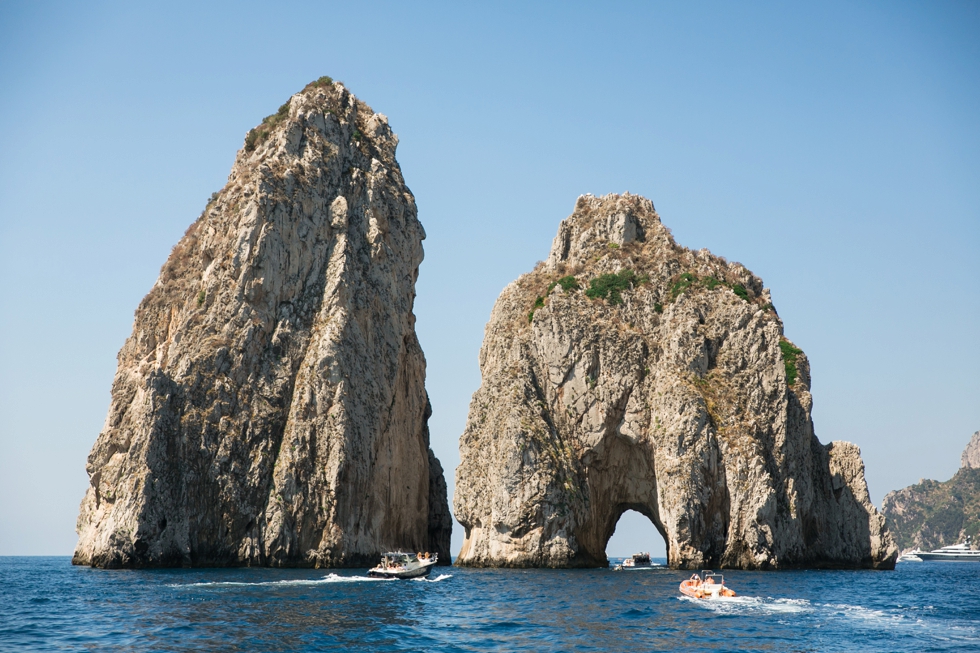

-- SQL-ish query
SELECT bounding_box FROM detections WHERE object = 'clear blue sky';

[1,1,977,557]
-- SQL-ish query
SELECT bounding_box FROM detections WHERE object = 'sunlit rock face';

[453,193,895,570]
[73,79,451,568]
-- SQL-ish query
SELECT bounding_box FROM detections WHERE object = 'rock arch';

[453,193,895,570]
[572,437,670,566]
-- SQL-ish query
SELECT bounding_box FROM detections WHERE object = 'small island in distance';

[884,431,980,553]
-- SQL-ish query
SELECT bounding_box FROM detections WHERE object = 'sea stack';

[454,193,896,570]
[73,78,452,568]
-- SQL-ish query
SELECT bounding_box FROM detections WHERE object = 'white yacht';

[909,538,980,562]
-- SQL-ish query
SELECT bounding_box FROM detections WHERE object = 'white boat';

[614,552,658,570]
[897,552,923,562]
[909,538,980,562]
[367,551,438,578]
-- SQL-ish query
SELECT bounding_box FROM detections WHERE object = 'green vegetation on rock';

[305,76,334,90]
[245,76,336,154]
[547,276,580,294]
[669,272,751,303]
[670,272,698,300]
[529,276,581,323]
[779,338,802,385]
[585,269,646,306]
[245,100,292,153]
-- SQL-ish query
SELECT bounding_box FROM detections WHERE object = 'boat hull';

[909,541,980,561]
[914,553,980,562]
[614,562,661,570]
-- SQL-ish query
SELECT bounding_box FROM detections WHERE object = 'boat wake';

[171,574,395,588]
[820,601,980,644]
[171,572,454,589]
[679,595,811,615]
[681,595,978,641]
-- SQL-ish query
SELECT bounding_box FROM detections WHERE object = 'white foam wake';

[171,573,394,588]
[413,573,453,582]
[679,595,811,615]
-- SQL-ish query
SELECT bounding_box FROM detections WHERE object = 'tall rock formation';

[454,194,895,570]
[74,78,451,568]
[883,430,980,551]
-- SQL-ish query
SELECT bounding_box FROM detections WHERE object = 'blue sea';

[1,557,978,652]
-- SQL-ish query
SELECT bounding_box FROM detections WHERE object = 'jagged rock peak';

[454,193,895,570]
[73,77,451,568]
[961,431,980,469]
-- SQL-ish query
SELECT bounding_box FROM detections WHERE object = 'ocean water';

[1,557,978,652]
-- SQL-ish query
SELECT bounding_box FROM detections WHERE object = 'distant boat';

[910,538,980,562]
[897,552,922,562]
[613,552,658,570]
[367,551,438,578]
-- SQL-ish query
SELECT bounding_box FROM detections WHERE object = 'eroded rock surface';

[74,78,451,568]
[454,193,895,570]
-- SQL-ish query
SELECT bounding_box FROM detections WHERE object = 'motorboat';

[909,538,980,562]
[897,552,923,562]
[679,571,736,599]
[614,552,655,570]
[368,551,438,579]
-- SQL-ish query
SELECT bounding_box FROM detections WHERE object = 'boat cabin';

[379,552,414,569]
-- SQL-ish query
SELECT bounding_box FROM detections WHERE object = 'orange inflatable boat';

[679,571,736,599]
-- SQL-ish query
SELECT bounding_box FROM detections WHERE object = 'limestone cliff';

[883,431,980,551]
[74,78,451,568]
[454,193,895,570]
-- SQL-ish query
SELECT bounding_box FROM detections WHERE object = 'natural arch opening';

[605,508,668,563]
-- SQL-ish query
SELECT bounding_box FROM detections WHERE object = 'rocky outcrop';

[454,193,895,570]
[73,78,451,568]
[961,431,980,469]
[883,431,980,551]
